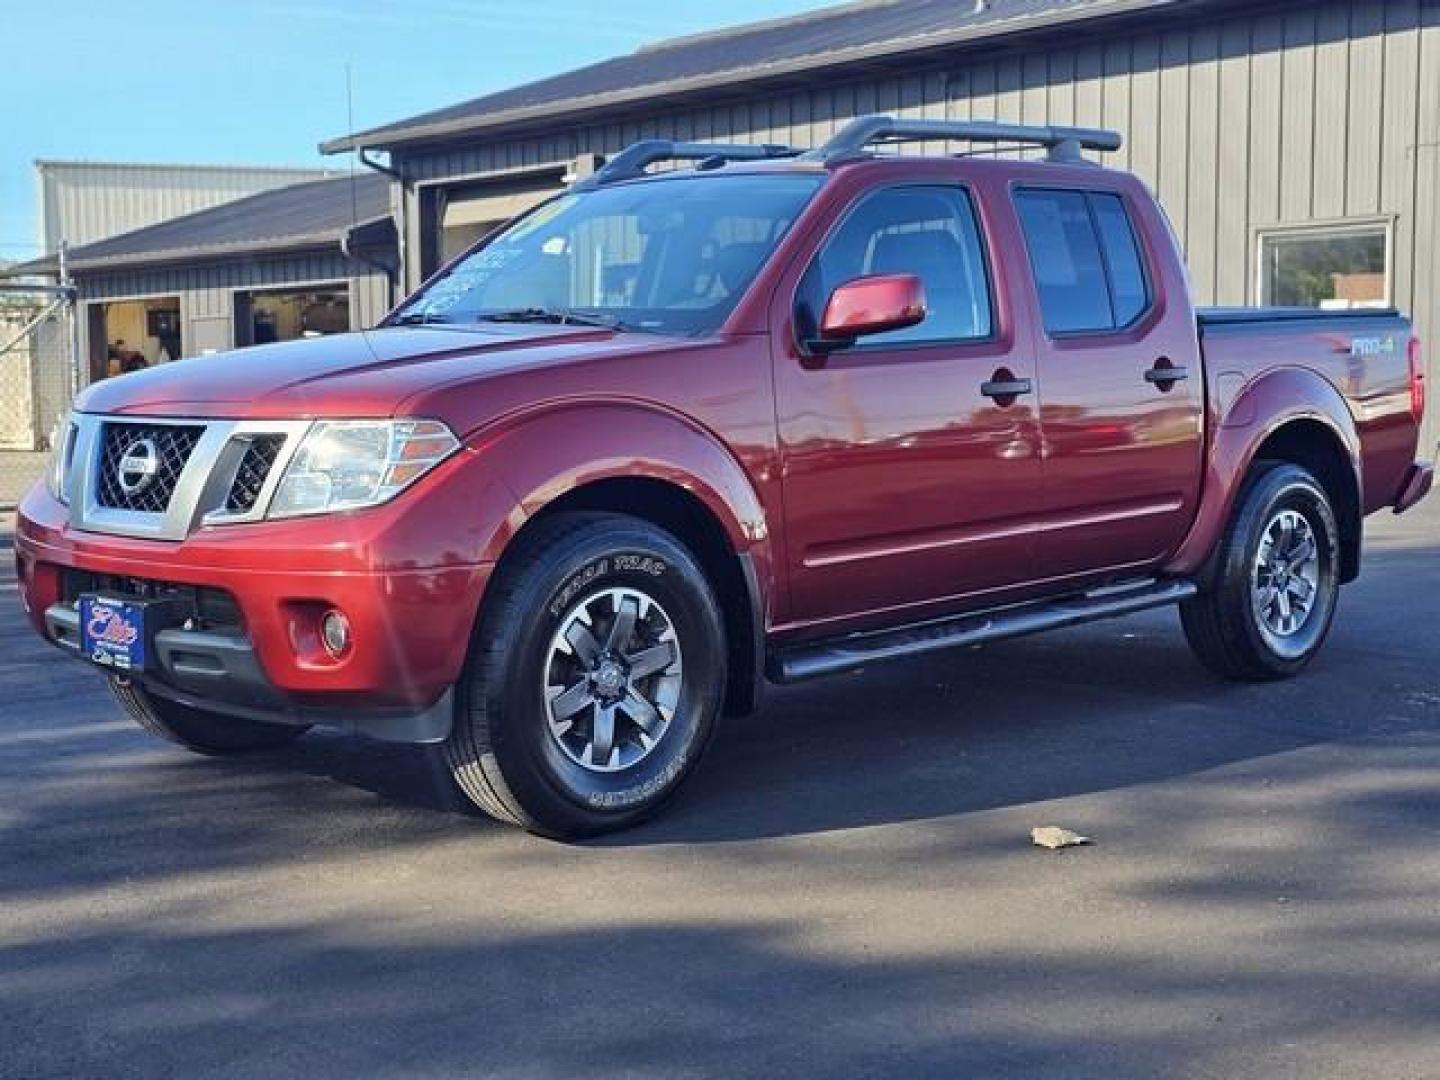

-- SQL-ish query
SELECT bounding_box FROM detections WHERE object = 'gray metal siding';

[75,251,391,375]
[39,163,336,253]
[393,0,1440,446]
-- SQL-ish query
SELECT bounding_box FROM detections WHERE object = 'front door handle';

[1144,359,1189,390]
[981,373,1034,403]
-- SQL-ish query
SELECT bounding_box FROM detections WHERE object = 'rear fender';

[1165,367,1361,581]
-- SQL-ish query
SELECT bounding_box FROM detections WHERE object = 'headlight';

[45,412,75,504]
[268,419,460,519]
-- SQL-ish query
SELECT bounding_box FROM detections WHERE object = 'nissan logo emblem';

[116,438,161,495]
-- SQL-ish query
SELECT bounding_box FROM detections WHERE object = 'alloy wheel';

[1251,508,1322,646]
[542,587,683,772]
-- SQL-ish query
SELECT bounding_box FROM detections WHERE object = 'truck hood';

[76,325,650,423]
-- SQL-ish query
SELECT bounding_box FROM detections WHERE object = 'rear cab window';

[796,185,993,349]
[1014,188,1152,335]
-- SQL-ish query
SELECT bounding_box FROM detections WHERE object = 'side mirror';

[812,274,926,353]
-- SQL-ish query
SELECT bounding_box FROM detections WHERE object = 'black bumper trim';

[42,601,454,744]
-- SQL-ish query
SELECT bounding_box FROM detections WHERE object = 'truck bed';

[1197,306,1418,513]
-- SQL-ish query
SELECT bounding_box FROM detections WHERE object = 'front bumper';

[42,601,455,741]
[15,479,495,736]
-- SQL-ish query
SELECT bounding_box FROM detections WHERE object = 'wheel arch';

[1250,419,1362,582]
[1167,368,1363,584]
[474,403,774,717]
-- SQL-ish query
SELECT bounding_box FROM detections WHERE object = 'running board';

[769,579,1198,684]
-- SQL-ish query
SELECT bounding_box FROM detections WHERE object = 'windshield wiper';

[392,310,454,325]
[477,308,623,330]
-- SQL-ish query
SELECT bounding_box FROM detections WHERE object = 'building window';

[1257,222,1391,310]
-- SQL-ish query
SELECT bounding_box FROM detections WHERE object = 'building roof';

[6,173,391,277]
[35,158,337,176]
[322,0,1179,153]
[36,160,342,254]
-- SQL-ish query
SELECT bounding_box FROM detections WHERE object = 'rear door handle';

[1144,361,1189,388]
[980,376,1034,402]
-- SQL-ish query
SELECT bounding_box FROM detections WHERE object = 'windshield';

[391,172,824,335]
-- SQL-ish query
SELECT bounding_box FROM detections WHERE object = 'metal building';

[8,173,395,385]
[325,0,1440,444]
[37,160,336,253]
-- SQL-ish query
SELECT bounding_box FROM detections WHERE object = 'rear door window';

[1015,189,1151,335]
[797,185,993,347]
[1091,194,1150,327]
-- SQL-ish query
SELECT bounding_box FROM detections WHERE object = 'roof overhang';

[321,0,1182,155]
[2,214,393,279]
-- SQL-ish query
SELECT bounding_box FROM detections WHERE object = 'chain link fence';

[0,285,78,508]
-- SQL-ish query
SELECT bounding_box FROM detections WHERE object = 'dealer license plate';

[79,595,147,671]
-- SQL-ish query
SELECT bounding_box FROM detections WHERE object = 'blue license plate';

[79,596,146,671]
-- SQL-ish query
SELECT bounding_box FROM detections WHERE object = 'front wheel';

[1181,462,1341,681]
[444,513,726,838]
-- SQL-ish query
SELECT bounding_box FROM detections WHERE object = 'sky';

[1,0,832,263]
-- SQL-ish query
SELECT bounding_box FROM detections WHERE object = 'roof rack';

[804,115,1123,164]
[573,140,798,189]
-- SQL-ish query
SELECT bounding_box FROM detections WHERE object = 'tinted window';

[798,186,992,347]
[1091,194,1149,326]
[1014,190,1113,333]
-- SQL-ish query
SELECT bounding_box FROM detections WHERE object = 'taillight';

[1409,335,1426,424]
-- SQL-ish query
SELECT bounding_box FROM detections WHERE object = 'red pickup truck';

[17,117,1433,837]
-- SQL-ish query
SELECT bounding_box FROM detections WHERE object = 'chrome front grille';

[95,422,205,513]
[65,414,310,541]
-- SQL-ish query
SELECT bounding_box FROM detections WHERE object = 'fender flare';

[463,400,775,716]
[1165,367,1362,581]
[471,399,768,549]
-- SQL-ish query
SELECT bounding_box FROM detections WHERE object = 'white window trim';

[1252,216,1396,309]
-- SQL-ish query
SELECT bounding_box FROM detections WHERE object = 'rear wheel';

[111,679,309,754]
[444,512,726,839]
[1181,462,1341,680]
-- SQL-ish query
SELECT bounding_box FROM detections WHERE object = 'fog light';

[320,609,351,657]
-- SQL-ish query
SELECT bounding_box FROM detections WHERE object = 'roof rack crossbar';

[806,116,1123,164]
[573,140,798,189]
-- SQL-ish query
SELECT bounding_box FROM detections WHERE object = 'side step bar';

[769,579,1198,684]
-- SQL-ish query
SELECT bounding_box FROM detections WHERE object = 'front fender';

[1165,366,1360,578]
[467,398,774,581]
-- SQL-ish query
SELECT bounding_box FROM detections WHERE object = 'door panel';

[775,184,1043,626]
[1015,187,1204,577]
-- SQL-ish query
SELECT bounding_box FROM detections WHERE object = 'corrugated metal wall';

[395,0,1440,445]
[39,163,335,252]
[75,251,391,366]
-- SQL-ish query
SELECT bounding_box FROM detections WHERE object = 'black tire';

[111,679,310,754]
[1180,461,1341,681]
[444,512,726,839]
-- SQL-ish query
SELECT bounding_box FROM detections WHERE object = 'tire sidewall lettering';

[548,554,667,619]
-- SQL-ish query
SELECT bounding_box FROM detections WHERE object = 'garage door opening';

[235,286,350,347]
[89,296,182,381]
[441,186,560,263]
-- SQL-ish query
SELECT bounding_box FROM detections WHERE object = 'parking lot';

[2,499,1437,1080]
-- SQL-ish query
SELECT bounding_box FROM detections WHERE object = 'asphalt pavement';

[2,500,1437,1079]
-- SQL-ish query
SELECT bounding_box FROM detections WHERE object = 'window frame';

[1252,216,1395,310]
[792,182,999,356]
[1012,185,1156,340]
